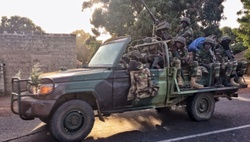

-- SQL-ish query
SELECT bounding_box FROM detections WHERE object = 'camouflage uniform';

[170,37,204,88]
[220,36,248,87]
[195,38,223,87]
[127,62,158,101]
[169,36,189,87]
[177,17,194,45]
[214,45,233,86]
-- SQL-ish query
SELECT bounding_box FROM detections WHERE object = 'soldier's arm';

[180,48,190,61]
[181,28,193,38]
[194,50,201,63]
[181,31,191,38]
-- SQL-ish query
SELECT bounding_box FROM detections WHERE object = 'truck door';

[131,68,167,106]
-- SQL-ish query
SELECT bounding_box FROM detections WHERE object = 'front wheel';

[50,100,94,142]
[187,93,215,121]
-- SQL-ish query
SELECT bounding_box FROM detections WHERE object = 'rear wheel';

[50,100,94,142]
[187,93,215,121]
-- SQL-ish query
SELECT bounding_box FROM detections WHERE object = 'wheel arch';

[48,91,104,121]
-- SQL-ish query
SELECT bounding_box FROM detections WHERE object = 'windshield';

[88,40,127,67]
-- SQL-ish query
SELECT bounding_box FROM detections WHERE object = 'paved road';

[1,92,250,142]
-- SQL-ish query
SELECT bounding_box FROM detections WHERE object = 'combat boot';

[177,76,184,87]
[190,77,204,89]
[230,77,240,87]
[237,77,248,88]
[222,76,232,87]
[214,77,224,88]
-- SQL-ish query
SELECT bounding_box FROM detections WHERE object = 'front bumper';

[18,97,56,120]
[11,78,56,120]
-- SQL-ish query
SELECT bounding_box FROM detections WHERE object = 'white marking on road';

[159,124,250,142]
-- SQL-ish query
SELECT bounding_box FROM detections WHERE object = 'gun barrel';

[141,0,158,24]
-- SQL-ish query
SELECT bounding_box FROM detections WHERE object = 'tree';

[236,0,250,47]
[236,0,250,60]
[85,36,102,62]
[71,30,90,64]
[71,30,102,64]
[82,0,225,39]
[0,16,44,33]
[220,26,237,43]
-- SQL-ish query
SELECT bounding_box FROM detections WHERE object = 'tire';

[187,93,215,121]
[50,100,94,142]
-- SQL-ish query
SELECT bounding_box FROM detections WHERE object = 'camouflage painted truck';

[11,36,247,142]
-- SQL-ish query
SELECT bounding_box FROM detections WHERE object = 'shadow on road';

[19,107,235,142]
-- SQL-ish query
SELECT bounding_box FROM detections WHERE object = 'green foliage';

[244,49,250,60]
[231,42,247,54]
[85,36,102,62]
[235,0,250,48]
[220,27,238,43]
[0,16,44,33]
[71,30,90,64]
[82,0,225,39]
[30,63,43,87]
[71,30,102,64]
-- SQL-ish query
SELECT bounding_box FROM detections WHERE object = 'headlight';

[27,78,55,95]
[38,84,54,95]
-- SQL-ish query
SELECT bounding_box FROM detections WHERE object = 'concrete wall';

[0,32,76,94]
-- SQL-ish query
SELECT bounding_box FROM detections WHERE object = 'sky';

[0,0,244,40]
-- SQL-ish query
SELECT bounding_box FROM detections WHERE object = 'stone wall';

[0,32,76,94]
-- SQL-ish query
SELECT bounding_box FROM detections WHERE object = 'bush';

[231,42,247,54]
[244,49,250,60]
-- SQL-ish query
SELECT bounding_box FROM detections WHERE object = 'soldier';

[177,17,194,45]
[170,36,204,88]
[195,37,223,87]
[214,41,233,87]
[155,19,172,40]
[219,36,248,87]
[169,36,189,87]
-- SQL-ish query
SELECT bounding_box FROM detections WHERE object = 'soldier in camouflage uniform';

[169,36,189,87]
[170,36,204,88]
[214,41,234,87]
[195,37,223,87]
[219,36,248,87]
[177,17,194,45]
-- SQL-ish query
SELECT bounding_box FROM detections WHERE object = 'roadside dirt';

[0,95,12,117]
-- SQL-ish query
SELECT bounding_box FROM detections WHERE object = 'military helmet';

[174,36,186,45]
[220,36,231,44]
[204,38,215,46]
[180,17,191,25]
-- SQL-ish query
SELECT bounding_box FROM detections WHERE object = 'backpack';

[188,37,205,52]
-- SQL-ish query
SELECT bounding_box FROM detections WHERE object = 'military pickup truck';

[11,36,245,142]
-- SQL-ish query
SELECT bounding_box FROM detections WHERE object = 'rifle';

[225,50,234,61]
[151,55,162,69]
[209,49,217,63]
[140,0,159,24]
